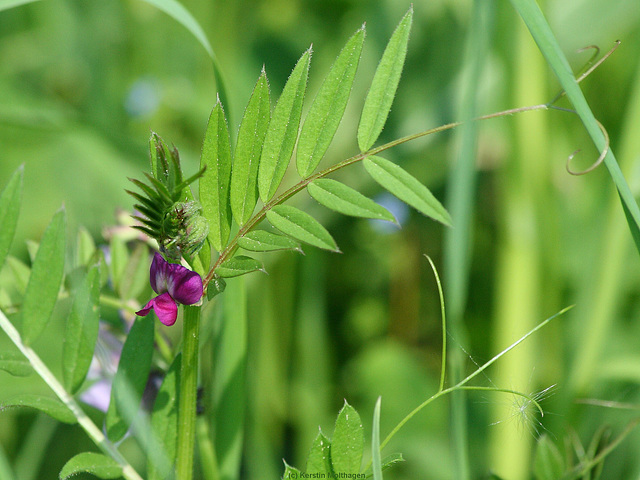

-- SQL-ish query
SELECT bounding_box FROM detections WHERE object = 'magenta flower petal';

[151,292,179,326]
[167,268,203,305]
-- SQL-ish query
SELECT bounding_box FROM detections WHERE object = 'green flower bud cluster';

[162,201,209,260]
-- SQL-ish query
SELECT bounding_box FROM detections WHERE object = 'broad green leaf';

[258,48,312,202]
[306,430,332,475]
[59,452,122,480]
[63,266,100,395]
[358,8,412,152]
[266,205,339,252]
[0,166,23,270]
[0,353,32,377]
[148,354,181,480]
[297,26,365,178]
[109,235,129,295]
[237,230,302,253]
[1,394,76,424]
[230,70,271,225]
[282,461,302,480]
[533,435,563,480]
[331,401,364,474]
[118,243,149,300]
[215,255,265,278]
[308,178,395,221]
[200,100,233,251]
[363,156,452,226]
[371,397,383,480]
[105,315,154,442]
[21,209,66,345]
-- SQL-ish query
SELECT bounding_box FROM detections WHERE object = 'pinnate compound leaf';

[297,26,365,178]
[106,315,154,442]
[0,353,32,377]
[215,255,265,278]
[306,430,333,475]
[533,435,564,480]
[363,156,452,226]
[237,230,302,253]
[59,452,122,480]
[259,48,312,202]
[331,401,364,474]
[358,8,412,152]
[200,100,233,251]
[1,394,76,424]
[63,266,100,394]
[230,70,271,225]
[267,205,339,252]
[0,166,23,270]
[308,178,395,221]
[21,208,66,345]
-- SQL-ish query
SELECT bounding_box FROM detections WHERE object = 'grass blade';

[372,397,383,480]
[0,166,23,270]
[266,205,339,252]
[308,178,395,221]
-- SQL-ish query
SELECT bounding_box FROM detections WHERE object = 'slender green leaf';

[259,48,312,202]
[297,26,365,177]
[5,256,30,295]
[282,462,303,480]
[267,205,339,252]
[358,8,412,151]
[105,315,155,442]
[237,230,302,253]
[59,452,122,480]
[215,255,265,278]
[109,235,129,296]
[0,353,32,377]
[76,227,96,267]
[0,166,23,270]
[0,0,40,12]
[200,100,233,251]
[308,178,395,221]
[331,401,364,474]
[306,430,333,475]
[534,435,564,480]
[21,209,66,345]
[118,243,149,300]
[1,394,76,424]
[371,397,383,480]
[363,156,451,226]
[148,354,181,480]
[231,70,271,225]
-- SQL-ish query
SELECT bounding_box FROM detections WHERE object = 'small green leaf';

[306,430,333,475]
[363,156,451,226]
[259,47,312,202]
[230,70,271,225]
[297,26,365,178]
[0,166,23,270]
[5,256,30,295]
[308,178,395,221]
[0,353,32,377]
[237,230,302,253]
[533,434,564,480]
[371,397,383,480]
[63,266,100,395]
[21,208,66,345]
[331,401,364,474]
[215,255,265,278]
[109,235,129,296]
[200,100,233,252]
[358,8,412,151]
[282,461,303,480]
[267,205,339,252]
[1,394,76,424]
[380,453,405,472]
[207,276,226,299]
[118,243,150,300]
[105,315,154,442]
[76,227,96,266]
[59,452,122,480]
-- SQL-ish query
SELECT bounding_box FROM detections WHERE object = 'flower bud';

[163,201,209,259]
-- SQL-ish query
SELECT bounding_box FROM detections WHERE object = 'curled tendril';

[566,118,610,176]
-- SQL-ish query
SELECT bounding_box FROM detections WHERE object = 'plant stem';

[176,305,201,480]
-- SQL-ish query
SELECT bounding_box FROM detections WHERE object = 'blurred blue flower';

[124,78,160,117]
[369,193,409,234]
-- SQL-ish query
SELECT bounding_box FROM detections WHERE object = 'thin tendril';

[566,118,610,176]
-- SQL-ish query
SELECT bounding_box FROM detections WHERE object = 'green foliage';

[330,402,364,473]
[1,394,76,424]
[0,166,23,270]
[236,230,302,253]
[0,353,32,377]
[59,452,123,480]
[266,205,339,252]
[534,435,564,480]
[308,179,395,221]
[215,255,265,278]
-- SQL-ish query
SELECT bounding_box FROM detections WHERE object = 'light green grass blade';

[59,452,122,480]
[358,7,412,152]
[308,178,395,221]
[371,397,383,480]
[297,26,365,178]
[0,166,23,270]
[266,205,339,252]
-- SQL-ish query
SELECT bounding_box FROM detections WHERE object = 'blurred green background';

[2,0,640,478]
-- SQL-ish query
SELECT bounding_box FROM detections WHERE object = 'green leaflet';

[76,227,96,267]
[534,435,564,480]
[282,462,303,480]
[21,208,66,346]
[371,397,383,480]
[109,235,129,296]
[363,156,452,226]
[215,255,265,278]
[237,230,302,253]
[200,100,233,251]
[230,70,271,225]
[59,452,122,480]
[259,48,312,202]
[1,394,76,424]
[308,178,395,221]
[358,8,412,152]
[306,431,332,475]
[105,315,154,442]
[0,354,32,377]
[118,243,150,301]
[0,0,40,11]
[331,402,364,474]
[63,266,100,395]
[297,26,365,178]
[0,166,23,270]
[266,205,339,252]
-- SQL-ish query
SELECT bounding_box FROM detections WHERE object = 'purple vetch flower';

[136,252,203,326]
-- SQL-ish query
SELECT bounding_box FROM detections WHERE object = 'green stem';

[176,305,201,480]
